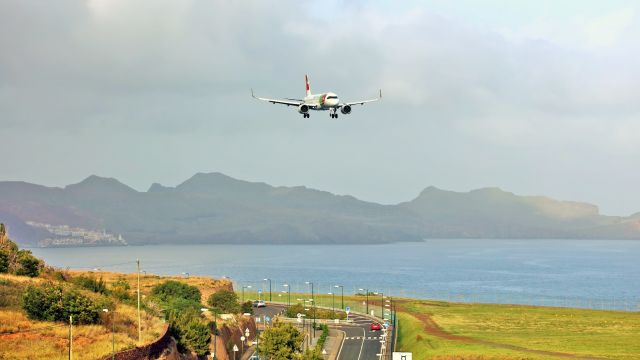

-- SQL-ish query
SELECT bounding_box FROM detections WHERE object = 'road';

[254,303,384,360]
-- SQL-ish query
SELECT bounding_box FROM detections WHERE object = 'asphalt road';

[254,303,384,360]
[336,312,384,360]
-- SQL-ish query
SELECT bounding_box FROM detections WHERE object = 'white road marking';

[357,327,365,360]
[336,329,347,360]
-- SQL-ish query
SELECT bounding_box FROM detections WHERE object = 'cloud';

[1,0,640,215]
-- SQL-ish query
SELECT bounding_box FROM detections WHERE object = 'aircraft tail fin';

[305,74,311,97]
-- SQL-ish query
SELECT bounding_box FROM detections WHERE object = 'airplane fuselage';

[304,92,340,110]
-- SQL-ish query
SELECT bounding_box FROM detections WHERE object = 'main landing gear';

[303,113,310,118]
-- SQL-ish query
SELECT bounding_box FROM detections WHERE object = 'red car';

[370,322,382,331]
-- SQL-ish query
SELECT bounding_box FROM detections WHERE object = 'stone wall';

[100,324,171,360]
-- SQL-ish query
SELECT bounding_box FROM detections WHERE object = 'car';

[370,322,382,331]
[256,300,267,308]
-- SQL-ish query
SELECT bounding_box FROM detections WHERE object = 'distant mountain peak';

[148,183,171,193]
[65,175,136,193]
[175,172,272,195]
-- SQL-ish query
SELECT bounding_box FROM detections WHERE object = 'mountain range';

[1,172,639,247]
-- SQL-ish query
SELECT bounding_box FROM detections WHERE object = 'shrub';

[110,277,131,301]
[180,320,210,355]
[241,301,254,315]
[22,283,100,324]
[72,275,108,294]
[168,306,210,356]
[207,289,240,314]
[0,251,8,273]
[15,250,41,277]
[152,280,201,303]
[259,321,303,359]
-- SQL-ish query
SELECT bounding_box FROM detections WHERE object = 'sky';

[1,0,639,216]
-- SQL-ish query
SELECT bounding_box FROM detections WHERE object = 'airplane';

[251,75,381,118]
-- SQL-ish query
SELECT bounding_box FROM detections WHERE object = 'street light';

[374,292,384,319]
[283,283,291,308]
[102,308,115,360]
[328,292,335,318]
[263,278,272,302]
[359,288,369,315]
[334,285,344,310]
[242,285,252,303]
[305,281,316,338]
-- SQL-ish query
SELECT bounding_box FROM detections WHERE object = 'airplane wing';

[342,89,382,106]
[251,89,302,107]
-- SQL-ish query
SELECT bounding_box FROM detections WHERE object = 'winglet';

[379,89,382,99]
[251,88,256,99]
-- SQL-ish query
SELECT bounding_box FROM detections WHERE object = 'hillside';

[1,173,639,247]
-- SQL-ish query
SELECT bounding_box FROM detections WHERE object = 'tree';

[22,284,100,324]
[180,320,210,356]
[241,301,254,315]
[207,289,240,314]
[259,321,304,360]
[15,250,41,277]
[151,280,201,303]
[168,307,210,356]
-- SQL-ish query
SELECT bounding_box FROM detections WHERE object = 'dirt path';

[398,304,607,360]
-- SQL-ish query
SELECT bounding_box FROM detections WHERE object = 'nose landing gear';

[330,109,339,118]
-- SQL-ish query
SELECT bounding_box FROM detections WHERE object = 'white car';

[256,300,267,308]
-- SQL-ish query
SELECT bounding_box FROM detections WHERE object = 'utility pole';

[263,278,272,302]
[68,315,73,360]
[137,258,141,343]
[334,285,344,310]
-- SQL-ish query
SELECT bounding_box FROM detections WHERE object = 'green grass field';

[241,290,640,359]
[400,300,640,360]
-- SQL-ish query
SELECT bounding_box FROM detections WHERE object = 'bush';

[72,275,108,294]
[168,306,210,356]
[259,321,303,359]
[22,284,100,324]
[152,280,201,303]
[15,250,41,277]
[0,251,8,273]
[110,277,131,301]
[284,303,345,320]
[207,289,240,314]
[241,301,254,315]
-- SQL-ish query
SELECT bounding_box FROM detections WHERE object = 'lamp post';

[102,309,115,360]
[334,285,344,310]
[328,292,335,319]
[283,283,291,308]
[242,285,252,303]
[359,288,369,315]
[305,281,316,338]
[374,292,384,319]
[263,278,272,302]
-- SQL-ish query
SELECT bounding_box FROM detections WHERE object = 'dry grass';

[66,270,232,305]
[0,303,165,360]
[0,271,185,360]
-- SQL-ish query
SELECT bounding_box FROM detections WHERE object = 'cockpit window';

[327,96,338,99]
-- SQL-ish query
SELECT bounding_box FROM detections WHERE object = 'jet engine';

[298,104,309,114]
[340,105,352,115]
